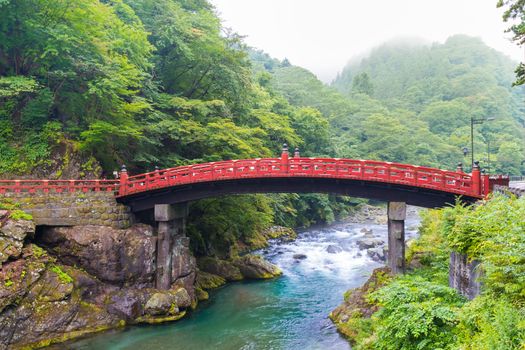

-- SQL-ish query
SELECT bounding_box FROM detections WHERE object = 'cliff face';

[0,212,196,349]
[0,206,284,349]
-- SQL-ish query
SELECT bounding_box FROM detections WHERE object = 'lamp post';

[486,137,491,174]
[470,117,494,169]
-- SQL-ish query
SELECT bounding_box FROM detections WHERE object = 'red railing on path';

[0,149,507,199]
[0,179,118,194]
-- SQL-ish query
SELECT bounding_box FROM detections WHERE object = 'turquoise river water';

[60,214,419,350]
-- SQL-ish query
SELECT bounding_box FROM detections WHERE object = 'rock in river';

[326,245,343,254]
[356,237,384,250]
[367,247,386,262]
[293,253,307,260]
[233,255,282,279]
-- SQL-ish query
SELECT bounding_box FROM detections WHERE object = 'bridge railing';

[488,175,510,192]
[118,157,479,198]
[0,154,498,199]
[0,179,118,194]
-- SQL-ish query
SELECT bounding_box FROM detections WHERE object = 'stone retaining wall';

[449,251,481,300]
[1,192,132,229]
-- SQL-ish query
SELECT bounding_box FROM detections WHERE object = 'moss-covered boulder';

[195,270,226,290]
[233,255,282,279]
[144,292,178,316]
[0,249,121,349]
[0,244,50,313]
[38,224,157,286]
[329,267,392,342]
[197,257,243,281]
[195,287,209,301]
[0,211,35,265]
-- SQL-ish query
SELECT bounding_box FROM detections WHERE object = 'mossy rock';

[197,257,243,281]
[330,267,392,343]
[195,287,209,301]
[144,292,178,316]
[195,270,226,290]
[135,310,186,324]
[233,255,282,279]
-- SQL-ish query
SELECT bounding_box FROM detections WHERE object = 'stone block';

[387,202,406,220]
[154,204,188,222]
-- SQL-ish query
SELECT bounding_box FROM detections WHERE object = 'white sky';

[210,0,525,82]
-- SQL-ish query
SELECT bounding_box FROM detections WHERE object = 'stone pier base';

[387,202,406,274]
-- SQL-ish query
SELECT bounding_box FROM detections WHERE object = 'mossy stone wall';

[1,192,132,229]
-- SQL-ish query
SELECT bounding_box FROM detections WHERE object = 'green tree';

[497,0,525,85]
[351,72,374,96]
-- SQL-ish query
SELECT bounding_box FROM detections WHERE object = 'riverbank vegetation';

[331,194,525,349]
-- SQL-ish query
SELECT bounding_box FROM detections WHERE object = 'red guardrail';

[118,157,481,198]
[0,153,500,199]
[488,175,510,192]
[0,179,118,194]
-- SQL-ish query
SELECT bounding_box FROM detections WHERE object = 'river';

[60,209,420,350]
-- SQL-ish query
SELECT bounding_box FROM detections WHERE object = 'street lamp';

[470,117,495,169]
[486,137,491,174]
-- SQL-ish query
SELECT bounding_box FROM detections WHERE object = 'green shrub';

[443,194,525,302]
[369,277,465,350]
[9,209,32,221]
[456,296,525,350]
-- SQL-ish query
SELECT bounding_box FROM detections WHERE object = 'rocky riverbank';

[328,204,422,346]
[329,267,392,343]
[0,208,283,349]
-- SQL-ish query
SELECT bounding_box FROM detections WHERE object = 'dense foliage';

[342,194,525,349]
[498,0,525,85]
[253,37,525,174]
[0,0,352,256]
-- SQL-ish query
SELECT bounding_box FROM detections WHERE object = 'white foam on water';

[265,224,382,281]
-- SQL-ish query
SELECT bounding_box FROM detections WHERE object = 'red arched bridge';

[0,147,508,212]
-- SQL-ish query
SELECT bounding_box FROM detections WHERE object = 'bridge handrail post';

[471,161,481,196]
[69,180,75,193]
[119,165,128,196]
[481,170,490,197]
[281,143,289,174]
[153,166,160,188]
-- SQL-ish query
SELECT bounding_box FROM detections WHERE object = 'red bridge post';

[471,161,481,196]
[481,171,490,197]
[281,143,289,173]
[119,165,128,196]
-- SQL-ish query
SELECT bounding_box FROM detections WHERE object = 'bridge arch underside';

[117,177,478,212]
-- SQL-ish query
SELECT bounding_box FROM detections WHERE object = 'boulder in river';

[197,257,243,281]
[367,247,386,262]
[195,270,226,290]
[233,255,282,279]
[326,245,343,254]
[360,228,373,236]
[356,237,384,250]
[293,253,307,260]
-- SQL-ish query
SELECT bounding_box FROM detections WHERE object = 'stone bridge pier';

[387,202,406,274]
[154,203,190,289]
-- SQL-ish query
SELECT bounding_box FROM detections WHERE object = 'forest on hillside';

[1,0,525,255]
[254,35,525,174]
